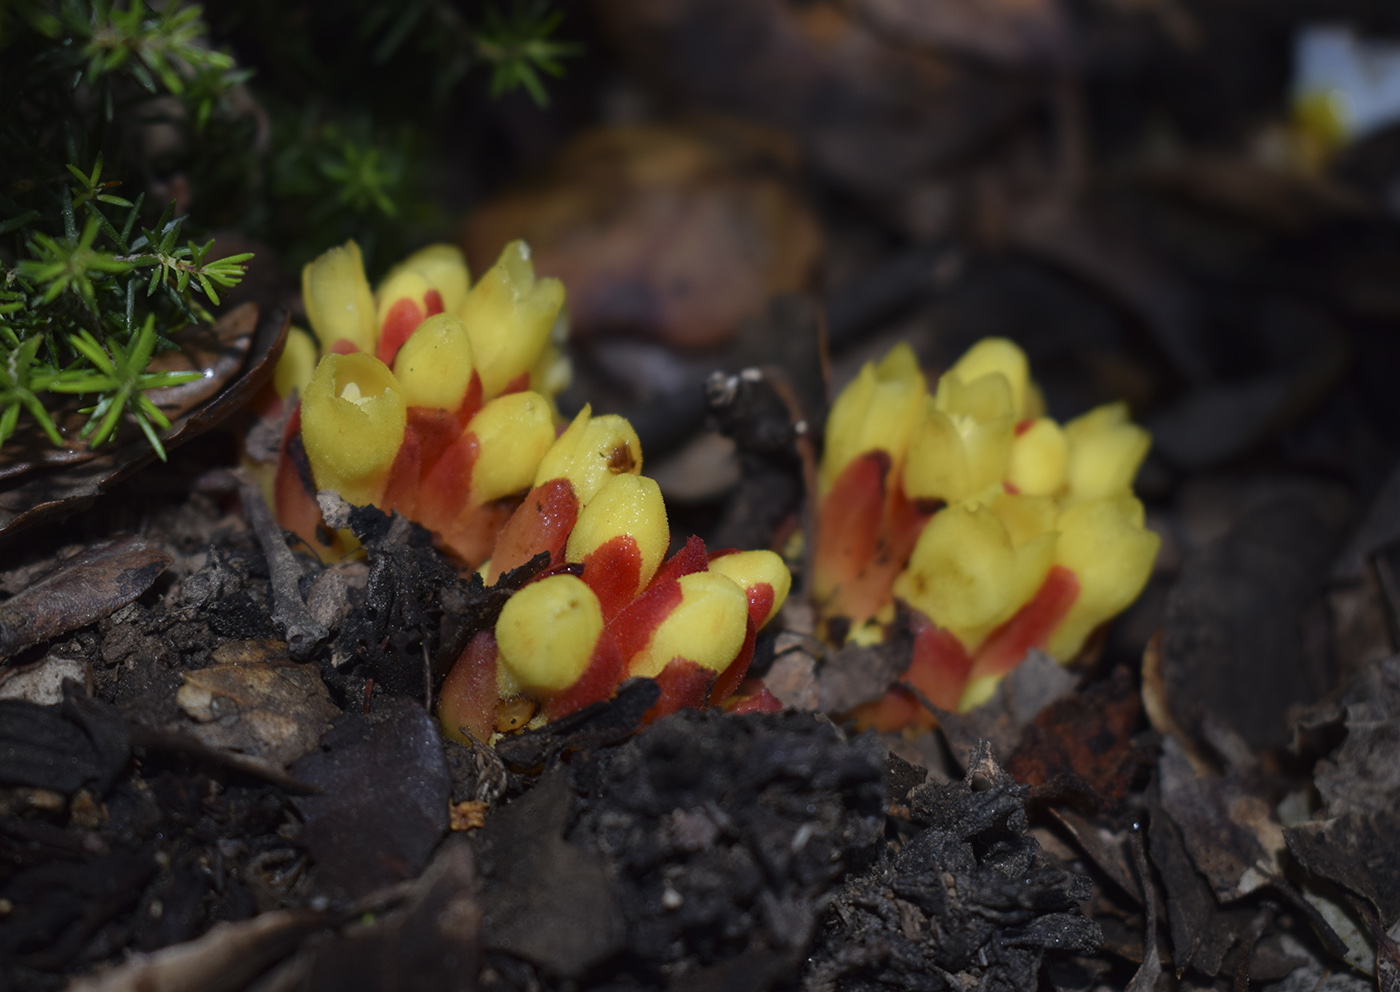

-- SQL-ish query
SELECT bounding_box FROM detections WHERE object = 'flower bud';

[628,572,750,678]
[459,240,566,398]
[302,241,377,354]
[1007,417,1068,496]
[495,574,605,697]
[301,352,406,507]
[892,502,1054,652]
[708,550,791,628]
[379,243,470,317]
[273,326,319,399]
[818,343,926,495]
[566,473,669,592]
[1063,402,1150,502]
[945,337,1030,419]
[467,391,556,504]
[903,401,1012,505]
[533,404,643,505]
[392,313,476,412]
[1045,496,1160,660]
[375,245,470,366]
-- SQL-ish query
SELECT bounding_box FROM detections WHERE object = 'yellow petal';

[1007,417,1068,496]
[904,404,967,503]
[301,352,406,507]
[533,404,643,505]
[459,240,566,398]
[985,492,1058,548]
[392,313,475,410]
[1063,402,1151,502]
[892,503,1053,652]
[1045,496,1160,660]
[377,243,471,318]
[707,550,792,628]
[468,391,557,504]
[273,326,319,399]
[496,574,603,697]
[302,241,377,354]
[946,337,1030,419]
[628,572,750,677]
[565,473,669,588]
[818,343,927,495]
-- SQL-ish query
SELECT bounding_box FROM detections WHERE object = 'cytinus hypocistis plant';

[813,338,1160,731]
[269,240,791,741]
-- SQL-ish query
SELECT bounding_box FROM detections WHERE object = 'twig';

[237,477,327,660]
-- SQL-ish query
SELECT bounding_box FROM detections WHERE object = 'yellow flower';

[300,352,407,507]
[533,404,643,505]
[566,473,670,591]
[892,501,1054,653]
[818,343,926,495]
[1045,496,1159,659]
[459,240,566,398]
[1063,402,1151,502]
[376,244,471,321]
[302,241,377,354]
[272,326,319,400]
[628,572,750,678]
[468,391,557,504]
[707,550,792,628]
[1006,417,1068,496]
[944,337,1032,419]
[392,313,476,411]
[495,574,604,697]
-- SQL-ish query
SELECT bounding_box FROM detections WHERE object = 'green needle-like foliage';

[1,0,577,458]
[48,316,204,459]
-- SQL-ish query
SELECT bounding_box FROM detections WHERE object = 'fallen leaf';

[0,537,172,660]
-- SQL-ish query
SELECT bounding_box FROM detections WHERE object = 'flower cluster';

[814,339,1160,730]
[272,239,571,564]
[436,474,791,741]
[270,240,790,740]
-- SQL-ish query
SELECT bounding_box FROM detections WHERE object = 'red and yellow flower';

[270,239,791,739]
[436,463,792,742]
[272,239,570,564]
[814,338,1159,730]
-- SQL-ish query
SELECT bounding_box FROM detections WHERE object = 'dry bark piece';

[288,840,481,992]
[174,640,338,768]
[1157,736,1284,903]
[0,303,288,544]
[477,769,627,975]
[291,697,451,902]
[1006,665,1149,811]
[1146,789,1220,976]
[1159,490,1344,749]
[936,648,1077,767]
[0,536,172,660]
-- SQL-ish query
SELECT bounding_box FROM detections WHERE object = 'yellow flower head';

[534,404,643,505]
[459,240,566,398]
[628,572,751,678]
[302,241,377,354]
[818,343,926,496]
[392,313,476,411]
[300,352,407,507]
[1063,402,1151,503]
